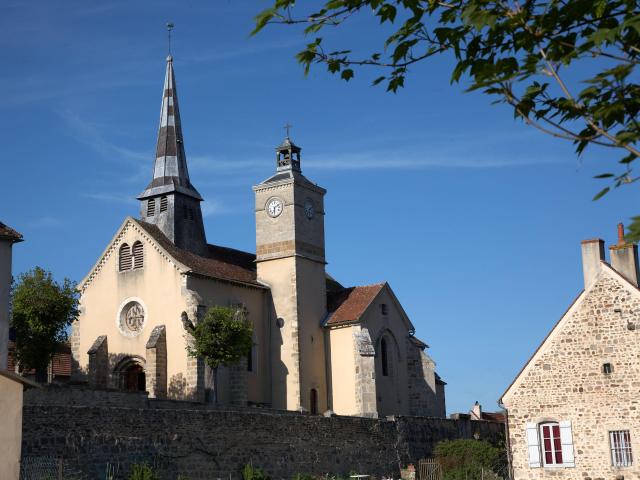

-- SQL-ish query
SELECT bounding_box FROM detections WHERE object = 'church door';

[124,364,146,392]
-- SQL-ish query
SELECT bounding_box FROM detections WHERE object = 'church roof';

[136,220,263,287]
[138,55,202,201]
[325,283,386,326]
[0,221,23,243]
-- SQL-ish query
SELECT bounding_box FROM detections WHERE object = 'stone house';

[70,55,445,418]
[501,226,640,478]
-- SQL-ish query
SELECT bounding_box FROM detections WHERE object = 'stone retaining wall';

[22,388,504,480]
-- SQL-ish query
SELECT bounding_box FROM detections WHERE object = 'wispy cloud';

[26,216,63,229]
[184,38,302,65]
[60,110,150,164]
[201,200,234,217]
[82,193,137,205]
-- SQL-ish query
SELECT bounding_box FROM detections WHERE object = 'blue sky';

[2,1,637,414]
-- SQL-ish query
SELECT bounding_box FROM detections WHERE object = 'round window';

[117,299,146,337]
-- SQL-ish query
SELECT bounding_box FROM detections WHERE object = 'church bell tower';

[137,55,207,256]
[254,133,328,412]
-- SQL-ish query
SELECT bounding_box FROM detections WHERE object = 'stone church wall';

[22,389,504,480]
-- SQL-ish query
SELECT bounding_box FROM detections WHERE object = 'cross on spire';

[284,122,293,138]
[166,22,175,56]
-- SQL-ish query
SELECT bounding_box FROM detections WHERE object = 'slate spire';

[138,56,207,255]
[138,55,201,200]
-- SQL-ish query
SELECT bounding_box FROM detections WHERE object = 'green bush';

[242,463,271,480]
[292,474,315,480]
[435,439,504,480]
[128,463,160,480]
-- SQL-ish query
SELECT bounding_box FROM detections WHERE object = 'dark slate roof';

[136,220,263,287]
[0,222,23,243]
[325,283,386,326]
[481,411,506,423]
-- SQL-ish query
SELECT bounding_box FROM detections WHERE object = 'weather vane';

[166,22,175,56]
[284,122,293,138]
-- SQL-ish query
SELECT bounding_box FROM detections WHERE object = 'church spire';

[138,56,207,255]
[138,55,201,201]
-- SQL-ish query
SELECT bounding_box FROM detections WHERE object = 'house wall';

[327,325,357,415]
[0,375,24,480]
[503,268,640,478]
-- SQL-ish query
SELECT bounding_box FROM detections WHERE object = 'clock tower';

[253,135,328,412]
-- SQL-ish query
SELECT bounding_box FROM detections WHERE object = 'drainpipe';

[498,400,513,479]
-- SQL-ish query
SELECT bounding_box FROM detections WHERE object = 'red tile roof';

[325,283,385,326]
[0,222,23,243]
[137,221,263,288]
[481,411,506,423]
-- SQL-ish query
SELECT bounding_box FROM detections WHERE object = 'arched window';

[119,243,132,271]
[381,337,390,377]
[159,196,168,213]
[147,198,155,217]
[310,388,318,415]
[132,241,144,269]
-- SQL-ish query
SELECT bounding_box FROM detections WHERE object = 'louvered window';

[160,196,168,213]
[119,243,132,271]
[147,198,155,217]
[132,241,144,269]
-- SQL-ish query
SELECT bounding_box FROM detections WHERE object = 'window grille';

[160,196,168,213]
[132,241,144,269]
[147,198,155,217]
[603,363,613,375]
[610,430,633,467]
[119,243,132,271]
[540,423,563,466]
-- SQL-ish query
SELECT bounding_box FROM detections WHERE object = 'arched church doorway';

[114,357,146,393]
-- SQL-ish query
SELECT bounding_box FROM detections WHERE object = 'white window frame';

[610,430,633,467]
[526,420,575,468]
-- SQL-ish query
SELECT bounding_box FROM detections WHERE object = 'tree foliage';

[185,305,253,403]
[435,439,505,479]
[254,0,640,238]
[11,266,79,380]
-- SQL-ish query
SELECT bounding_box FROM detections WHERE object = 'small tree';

[435,439,504,480]
[11,266,79,382]
[184,305,253,404]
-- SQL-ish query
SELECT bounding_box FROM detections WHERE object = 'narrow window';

[147,198,155,217]
[183,205,188,219]
[119,243,132,271]
[381,303,388,315]
[610,430,633,467]
[247,344,253,372]
[603,363,613,375]
[539,422,563,466]
[159,196,168,213]
[381,337,389,377]
[188,208,194,220]
[310,388,318,415]
[132,241,144,269]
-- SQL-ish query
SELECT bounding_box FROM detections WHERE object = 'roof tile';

[326,283,385,326]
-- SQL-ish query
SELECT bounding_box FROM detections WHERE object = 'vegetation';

[435,439,505,479]
[254,1,640,238]
[242,462,271,480]
[11,266,79,382]
[185,305,253,404]
[127,463,160,480]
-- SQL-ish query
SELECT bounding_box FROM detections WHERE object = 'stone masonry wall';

[503,269,640,479]
[22,388,503,480]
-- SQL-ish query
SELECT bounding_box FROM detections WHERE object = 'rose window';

[118,300,146,336]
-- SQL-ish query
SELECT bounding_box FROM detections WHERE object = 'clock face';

[304,198,315,219]
[267,198,283,217]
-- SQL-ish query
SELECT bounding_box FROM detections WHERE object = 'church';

[70,55,446,418]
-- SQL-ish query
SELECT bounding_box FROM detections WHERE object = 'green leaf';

[593,187,610,201]
[341,69,354,81]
